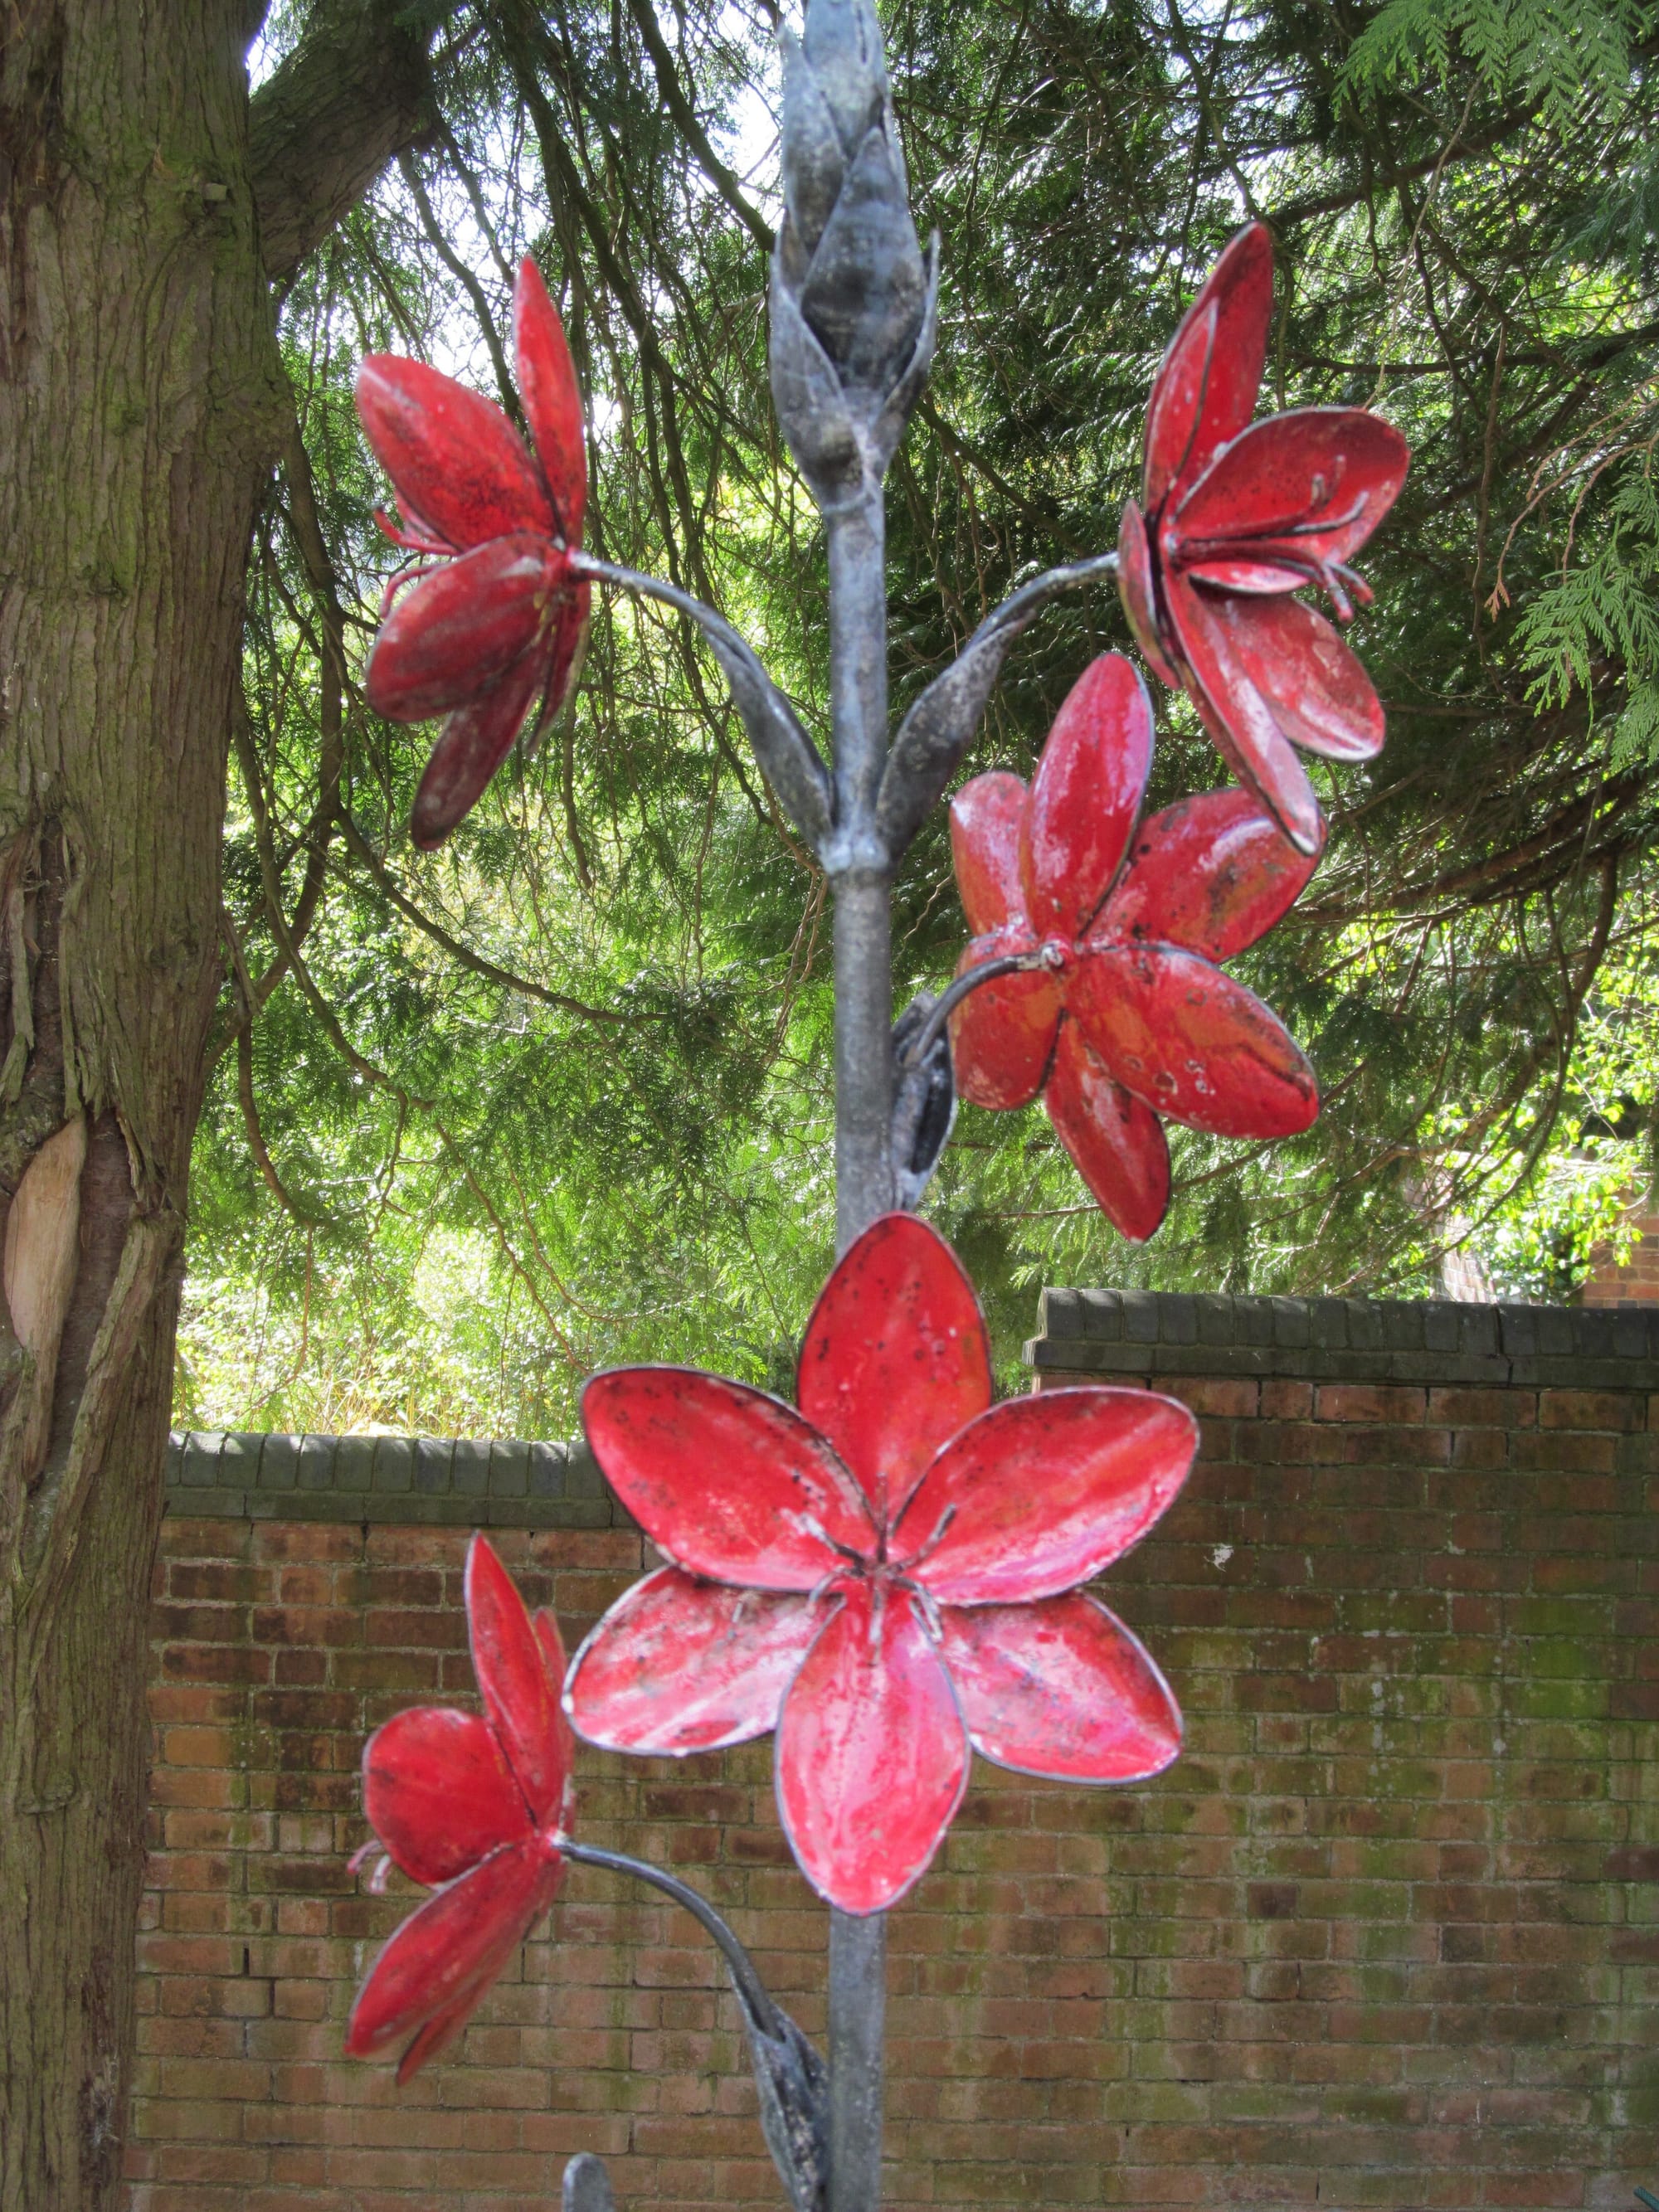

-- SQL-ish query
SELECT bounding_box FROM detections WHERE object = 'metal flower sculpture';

[339,17,1413,2206]
[947,651,1321,1239]
[1116,222,1410,854]
[357,255,591,849]
[346,1534,576,2080]
[566,1213,1194,1915]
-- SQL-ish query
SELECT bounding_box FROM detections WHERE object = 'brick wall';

[128,1297,1659,2212]
[1583,1206,1659,1309]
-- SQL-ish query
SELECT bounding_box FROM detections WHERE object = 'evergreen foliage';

[180,0,1659,1436]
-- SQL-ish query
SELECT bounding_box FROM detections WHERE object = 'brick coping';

[163,1428,621,1528]
[1026,1286,1659,1388]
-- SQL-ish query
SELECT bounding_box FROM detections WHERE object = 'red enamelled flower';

[949,651,1321,1241]
[346,1535,575,2081]
[566,1213,1194,1916]
[357,256,591,850]
[1117,223,1409,854]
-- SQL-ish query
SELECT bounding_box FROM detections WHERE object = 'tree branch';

[249,0,439,285]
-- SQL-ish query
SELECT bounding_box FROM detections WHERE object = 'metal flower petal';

[467,1534,571,1827]
[949,771,1029,936]
[364,535,569,724]
[948,932,1059,1111]
[1142,222,1274,513]
[362,1706,528,1888]
[776,1580,968,1914]
[581,1368,876,1588]
[894,1388,1197,1607]
[345,1836,562,2076]
[796,1211,992,1522]
[567,1568,821,1755]
[513,255,586,541]
[1069,944,1319,1140]
[356,354,554,551]
[1019,654,1153,940]
[935,1593,1183,1782]
[1102,786,1324,961]
[1041,1020,1170,1243]
[409,649,549,853]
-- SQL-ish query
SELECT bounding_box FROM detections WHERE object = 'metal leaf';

[743,2000,830,2212]
[564,2153,618,2212]
[890,992,956,1210]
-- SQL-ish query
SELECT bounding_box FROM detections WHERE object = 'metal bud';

[771,0,937,500]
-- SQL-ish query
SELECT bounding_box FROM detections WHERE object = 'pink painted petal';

[1143,224,1274,513]
[949,772,1030,934]
[776,1582,967,1913]
[1042,1020,1170,1243]
[362,1707,529,1886]
[1019,654,1153,939]
[1117,500,1180,688]
[567,1567,820,1754]
[345,1836,560,2062]
[1170,407,1409,573]
[513,256,587,542]
[366,536,567,722]
[896,1389,1196,1605]
[409,649,547,851]
[1205,593,1385,761]
[1072,944,1319,1140]
[948,928,1058,1111]
[1099,785,1323,960]
[581,1369,875,1588]
[797,1213,993,1524]
[394,1992,476,2084]
[467,1536,569,1827]
[937,1593,1182,1782]
[1165,575,1323,855]
[356,355,555,550]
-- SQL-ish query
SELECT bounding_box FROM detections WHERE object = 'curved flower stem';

[572,553,834,851]
[898,949,1059,1073]
[561,1840,781,2035]
[874,551,1121,861]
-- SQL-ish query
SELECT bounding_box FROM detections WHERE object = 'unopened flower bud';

[770,0,938,501]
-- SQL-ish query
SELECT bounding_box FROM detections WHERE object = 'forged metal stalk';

[769,0,941,2200]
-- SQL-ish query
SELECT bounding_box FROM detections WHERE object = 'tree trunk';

[0,0,429,2197]
[0,3,280,2197]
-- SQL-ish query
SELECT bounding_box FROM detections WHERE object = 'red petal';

[1165,575,1323,855]
[513,256,586,542]
[345,1836,558,2060]
[541,581,591,729]
[896,1389,1196,1605]
[356,355,554,549]
[1100,785,1323,960]
[776,1581,967,1913]
[937,1593,1182,1782]
[466,1536,569,1827]
[949,772,1029,934]
[1042,1020,1170,1242]
[1117,500,1180,688]
[581,1369,876,1587]
[1019,654,1152,939]
[362,1707,528,1885]
[394,1994,475,2084]
[1071,943,1319,1139]
[949,930,1058,1111]
[797,1213,993,1524]
[566,1567,819,1753]
[366,536,566,723]
[1203,593,1384,761]
[409,649,546,852]
[1170,407,1408,571]
[1143,224,1274,513]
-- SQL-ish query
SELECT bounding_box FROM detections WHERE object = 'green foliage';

[181,0,1659,1440]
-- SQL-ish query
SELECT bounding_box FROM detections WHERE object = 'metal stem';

[820,476,895,2212]
[560,1841,781,2035]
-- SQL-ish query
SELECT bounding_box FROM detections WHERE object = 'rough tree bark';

[0,1,432,2200]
